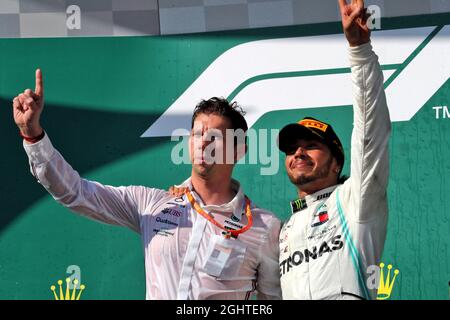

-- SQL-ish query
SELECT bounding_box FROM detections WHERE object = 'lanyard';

[177,212,207,300]
[185,189,253,238]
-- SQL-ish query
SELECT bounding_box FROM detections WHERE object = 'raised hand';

[338,0,371,47]
[13,69,44,138]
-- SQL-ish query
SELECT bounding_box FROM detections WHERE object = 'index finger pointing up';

[35,68,44,97]
[354,0,364,8]
[338,0,348,12]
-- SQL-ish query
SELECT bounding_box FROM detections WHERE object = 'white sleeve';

[256,216,282,300]
[23,133,156,233]
[341,42,391,223]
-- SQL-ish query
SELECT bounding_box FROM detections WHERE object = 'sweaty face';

[284,138,337,187]
[189,113,233,177]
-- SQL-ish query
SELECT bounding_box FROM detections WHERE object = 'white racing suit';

[279,42,391,300]
[23,137,282,300]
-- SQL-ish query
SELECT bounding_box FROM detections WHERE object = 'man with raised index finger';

[12,69,282,300]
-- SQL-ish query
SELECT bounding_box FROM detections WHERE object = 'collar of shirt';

[179,177,245,222]
[290,185,338,214]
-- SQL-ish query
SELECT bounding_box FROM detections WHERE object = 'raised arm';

[14,69,45,141]
[338,0,391,222]
[13,70,151,232]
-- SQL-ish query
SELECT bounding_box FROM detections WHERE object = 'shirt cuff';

[23,132,56,165]
[349,42,376,67]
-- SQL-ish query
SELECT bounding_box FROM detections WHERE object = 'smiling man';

[277,0,391,300]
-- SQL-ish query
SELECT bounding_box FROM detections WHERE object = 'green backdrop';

[0,13,449,300]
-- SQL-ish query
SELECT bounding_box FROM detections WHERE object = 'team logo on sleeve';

[311,204,329,227]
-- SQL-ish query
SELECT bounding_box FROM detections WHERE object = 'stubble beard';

[288,156,333,187]
[193,162,213,178]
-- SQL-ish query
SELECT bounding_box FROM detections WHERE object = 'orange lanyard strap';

[185,190,253,237]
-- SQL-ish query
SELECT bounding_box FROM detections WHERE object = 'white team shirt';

[24,136,282,300]
[279,42,391,300]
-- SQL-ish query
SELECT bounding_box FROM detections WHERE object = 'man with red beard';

[277,0,390,299]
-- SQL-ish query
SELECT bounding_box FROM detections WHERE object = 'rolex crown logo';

[376,263,399,300]
[50,277,86,300]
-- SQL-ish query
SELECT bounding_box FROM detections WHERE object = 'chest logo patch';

[311,204,329,228]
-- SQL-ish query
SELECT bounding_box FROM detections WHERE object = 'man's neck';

[297,181,337,199]
[190,172,236,206]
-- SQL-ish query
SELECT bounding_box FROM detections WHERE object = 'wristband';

[20,130,45,143]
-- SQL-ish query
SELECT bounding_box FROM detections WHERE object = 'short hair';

[191,97,248,144]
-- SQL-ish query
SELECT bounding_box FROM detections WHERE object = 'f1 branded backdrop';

[0,13,449,299]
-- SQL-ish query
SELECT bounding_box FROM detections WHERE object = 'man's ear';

[333,163,341,173]
[331,156,341,174]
